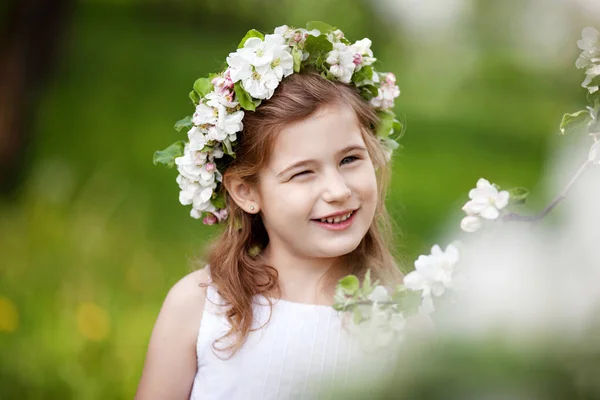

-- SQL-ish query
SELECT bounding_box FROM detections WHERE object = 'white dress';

[189,279,398,400]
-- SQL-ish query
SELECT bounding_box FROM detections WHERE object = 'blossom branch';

[503,159,592,222]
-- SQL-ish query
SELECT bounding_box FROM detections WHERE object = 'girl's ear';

[224,176,262,214]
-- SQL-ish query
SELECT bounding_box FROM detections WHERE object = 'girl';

[136,24,404,399]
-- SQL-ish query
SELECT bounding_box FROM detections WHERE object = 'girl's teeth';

[319,211,353,224]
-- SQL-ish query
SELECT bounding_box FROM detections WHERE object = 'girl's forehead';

[268,104,364,165]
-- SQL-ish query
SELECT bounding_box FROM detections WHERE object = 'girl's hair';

[204,71,402,358]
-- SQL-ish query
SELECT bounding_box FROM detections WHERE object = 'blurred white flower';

[404,244,460,298]
[462,178,510,220]
[576,27,600,94]
[460,215,482,233]
[368,286,391,303]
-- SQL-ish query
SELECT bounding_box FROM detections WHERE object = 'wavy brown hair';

[204,71,402,358]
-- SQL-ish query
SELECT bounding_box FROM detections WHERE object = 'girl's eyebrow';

[276,145,367,178]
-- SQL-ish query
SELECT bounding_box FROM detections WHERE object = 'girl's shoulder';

[161,267,211,327]
[135,267,210,398]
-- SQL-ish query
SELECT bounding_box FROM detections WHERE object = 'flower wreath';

[154,22,403,225]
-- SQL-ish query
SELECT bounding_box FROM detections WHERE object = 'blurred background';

[1,0,599,398]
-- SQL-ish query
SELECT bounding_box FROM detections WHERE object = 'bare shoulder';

[164,268,211,313]
[135,268,211,400]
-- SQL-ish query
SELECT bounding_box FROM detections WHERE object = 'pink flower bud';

[293,32,304,43]
[216,209,229,221]
[205,162,216,172]
[353,54,363,66]
[203,214,218,225]
[385,73,396,85]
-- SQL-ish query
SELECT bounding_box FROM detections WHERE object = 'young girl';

[136,24,405,399]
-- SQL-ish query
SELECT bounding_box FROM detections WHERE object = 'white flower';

[368,286,391,303]
[326,42,356,83]
[187,126,208,152]
[176,175,199,206]
[226,33,293,99]
[460,215,482,233]
[192,102,217,126]
[370,73,400,110]
[351,38,376,69]
[462,178,510,220]
[582,64,600,94]
[404,244,460,298]
[576,27,600,69]
[205,90,238,109]
[576,27,600,94]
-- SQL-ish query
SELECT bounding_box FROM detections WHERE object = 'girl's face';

[257,103,378,260]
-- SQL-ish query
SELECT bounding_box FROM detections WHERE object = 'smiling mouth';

[314,210,356,224]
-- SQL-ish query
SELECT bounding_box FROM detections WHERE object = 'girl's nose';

[322,172,351,203]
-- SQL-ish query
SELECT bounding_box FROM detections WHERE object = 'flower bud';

[461,215,482,233]
[353,54,363,66]
[203,214,218,225]
[205,162,216,172]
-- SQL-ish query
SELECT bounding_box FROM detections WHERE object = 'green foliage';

[238,29,264,48]
[338,275,360,295]
[304,34,333,66]
[193,77,214,99]
[375,109,396,138]
[174,115,193,132]
[559,110,590,135]
[292,48,303,73]
[234,81,261,111]
[352,65,374,84]
[306,21,337,34]
[189,90,200,105]
[508,187,529,205]
[153,141,185,167]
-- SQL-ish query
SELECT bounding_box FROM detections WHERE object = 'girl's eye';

[341,156,359,165]
[291,171,311,179]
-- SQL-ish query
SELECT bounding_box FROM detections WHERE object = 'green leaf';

[352,307,364,324]
[304,34,333,58]
[352,65,373,85]
[238,29,264,49]
[360,85,379,101]
[392,286,422,317]
[375,110,396,139]
[189,90,200,105]
[363,270,373,295]
[292,47,303,73]
[338,275,359,295]
[174,116,193,132]
[234,81,260,111]
[193,77,213,98]
[222,139,236,157]
[248,245,262,257]
[507,187,529,205]
[306,21,336,34]
[212,192,226,209]
[559,109,590,135]
[153,141,185,167]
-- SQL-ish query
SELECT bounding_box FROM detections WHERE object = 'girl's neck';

[261,244,348,306]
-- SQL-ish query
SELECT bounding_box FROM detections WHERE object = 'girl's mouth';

[311,209,357,231]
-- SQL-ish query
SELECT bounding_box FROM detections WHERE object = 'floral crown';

[154,22,402,225]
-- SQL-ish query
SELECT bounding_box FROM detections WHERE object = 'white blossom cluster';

[403,244,460,308]
[460,178,510,233]
[577,27,600,94]
[171,25,401,224]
